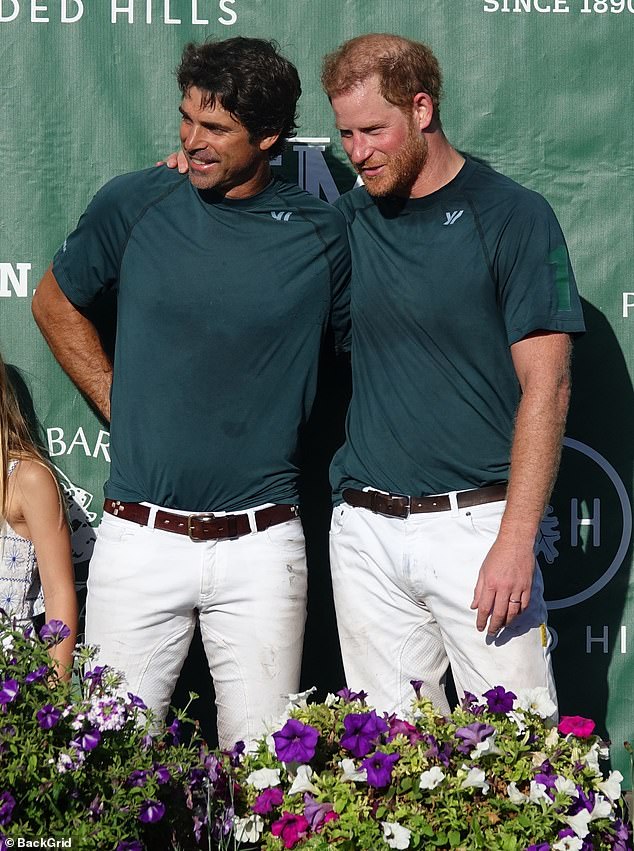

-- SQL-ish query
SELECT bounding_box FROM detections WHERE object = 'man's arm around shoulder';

[32,267,112,423]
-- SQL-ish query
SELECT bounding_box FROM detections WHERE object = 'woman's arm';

[13,459,78,677]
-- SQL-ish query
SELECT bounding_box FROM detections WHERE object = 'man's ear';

[412,92,434,131]
[258,133,281,153]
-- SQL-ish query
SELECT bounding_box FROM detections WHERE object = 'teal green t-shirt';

[54,168,350,512]
[330,157,584,501]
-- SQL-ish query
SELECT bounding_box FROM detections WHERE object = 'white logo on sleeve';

[271,211,293,222]
[443,210,464,226]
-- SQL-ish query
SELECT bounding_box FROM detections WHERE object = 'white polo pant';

[329,498,556,718]
[85,504,307,747]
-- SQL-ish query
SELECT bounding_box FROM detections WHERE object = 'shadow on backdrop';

[543,297,633,764]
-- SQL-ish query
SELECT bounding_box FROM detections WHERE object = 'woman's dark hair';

[176,37,301,159]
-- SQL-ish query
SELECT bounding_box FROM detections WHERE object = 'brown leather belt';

[103,499,299,541]
[342,483,507,518]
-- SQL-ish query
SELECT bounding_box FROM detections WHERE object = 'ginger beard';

[357,120,428,198]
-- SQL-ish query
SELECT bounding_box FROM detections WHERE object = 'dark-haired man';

[32,38,350,746]
[322,34,585,717]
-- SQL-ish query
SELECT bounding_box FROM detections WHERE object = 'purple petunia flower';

[189,768,206,788]
[203,752,221,783]
[25,665,49,684]
[36,704,62,730]
[154,764,171,784]
[166,718,181,744]
[483,686,516,714]
[253,786,284,814]
[138,799,165,824]
[461,691,486,715]
[569,788,595,815]
[39,619,71,645]
[116,842,144,851]
[71,727,101,752]
[410,679,424,699]
[127,770,149,788]
[422,733,453,767]
[454,722,495,754]
[336,687,368,703]
[525,844,550,851]
[212,804,234,841]
[303,794,338,832]
[360,750,400,788]
[273,718,319,764]
[83,666,106,682]
[610,819,633,851]
[0,791,16,827]
[341,711,388,758]
[0,679,19,706]
[534,760,557,794]
[126,692,147,710]
[224,739,245,767]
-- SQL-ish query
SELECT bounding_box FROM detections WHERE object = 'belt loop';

[143,502,159,529]
[246,507,258,535]
[448,491,460,517]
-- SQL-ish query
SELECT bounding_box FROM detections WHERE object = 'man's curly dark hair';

[176,37,301,160]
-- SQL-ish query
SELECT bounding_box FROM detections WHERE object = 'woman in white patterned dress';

[0,354,77,675]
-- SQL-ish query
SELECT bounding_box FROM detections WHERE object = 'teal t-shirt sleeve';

[330,196,352,353]
[493,194,584,345]
[52,175,133,307]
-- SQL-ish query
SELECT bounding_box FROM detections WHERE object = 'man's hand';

[471,538,535,634]
[156,150,189,172]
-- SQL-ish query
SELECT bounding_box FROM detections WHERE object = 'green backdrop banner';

[1,0,632,776]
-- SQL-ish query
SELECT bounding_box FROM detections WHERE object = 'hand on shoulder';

[156,150,189,173]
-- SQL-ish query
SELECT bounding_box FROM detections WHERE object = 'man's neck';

[409,137,465,199]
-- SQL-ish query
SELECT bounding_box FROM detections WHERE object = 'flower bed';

[219,685,633,850]
[0,616,218,849]
[1,615,632,851]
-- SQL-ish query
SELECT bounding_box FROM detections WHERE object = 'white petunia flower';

[1,634,14,652]
[246,767,281,789]
[597,769,623,802]
[553,836,583,851]
[565,809,592,839]
[460,766,489,795]
[473,731,501,759]
[507,710,527,735]
[528,781,551,803]
[581,742,609,777]
[545,727,560,748]
[554,776,577,797]
[565,794,612,838]
[285,687,317,710]
[288,764,319,796]
[381,821,412,850]
[325,692,337,707]
[531,751,549,768]
[419,766,445,790]
[514,687,557,719]
[233,814,264,844]
[507,781,527,804]
[339,758,367,783]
